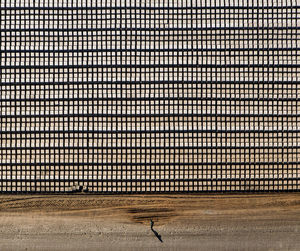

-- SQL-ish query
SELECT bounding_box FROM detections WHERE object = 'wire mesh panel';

[0,0,300,193]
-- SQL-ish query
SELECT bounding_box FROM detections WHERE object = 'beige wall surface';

[1,0,300,192]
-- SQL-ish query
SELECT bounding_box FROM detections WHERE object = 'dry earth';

[0,193,300,250]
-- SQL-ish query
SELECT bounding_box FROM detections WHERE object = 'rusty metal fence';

[1,0,300,192]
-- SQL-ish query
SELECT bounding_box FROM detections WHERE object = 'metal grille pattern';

[1,0,300,192]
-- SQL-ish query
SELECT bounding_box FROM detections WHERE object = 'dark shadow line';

[150,219,163,243]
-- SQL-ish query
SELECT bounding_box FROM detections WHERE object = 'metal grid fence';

[1,0,300,193]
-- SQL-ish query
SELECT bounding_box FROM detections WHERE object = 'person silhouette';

[150,219,154,230]
[150,219,163,243]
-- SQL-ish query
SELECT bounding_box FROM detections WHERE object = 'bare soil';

[0,193,300,250]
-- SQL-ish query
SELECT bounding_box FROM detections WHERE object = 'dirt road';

[0,193,300,250]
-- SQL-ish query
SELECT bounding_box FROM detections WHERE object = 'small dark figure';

[150,219,163,243]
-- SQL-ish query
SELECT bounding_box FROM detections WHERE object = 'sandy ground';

[0,194,300,250]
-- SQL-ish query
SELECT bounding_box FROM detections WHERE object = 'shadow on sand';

[150,219,163,243]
